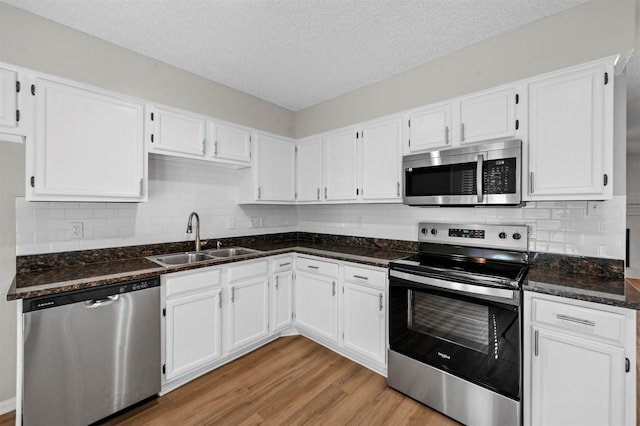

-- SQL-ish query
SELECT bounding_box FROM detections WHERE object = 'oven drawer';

[296,256,338,278]
[532,297,625,344]
[344,265,386,289]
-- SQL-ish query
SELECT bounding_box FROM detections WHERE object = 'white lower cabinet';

[227,260,270,352]
[163,268,222,382]
[342,281,386,365]
[271,255,294,332]
[524,291,636,426]
[294,256,339,342]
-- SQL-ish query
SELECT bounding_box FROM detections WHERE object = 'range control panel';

[418,222,528,251]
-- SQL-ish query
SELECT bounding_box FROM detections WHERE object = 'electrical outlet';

[587,201,603,216]
[260,217,267,227]
[227,216,236,229]
[70,222,83,239]
[250,217,260,228]
[525,222,537,239]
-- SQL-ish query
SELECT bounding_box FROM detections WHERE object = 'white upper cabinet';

[323,127,358,202]
[407,102,452,153]
[240,132,295,203]
[296,136,323,202]
[360,117,403,201]
[150,106,206,157]
[28,77,146,201]
[207,120,251,165]
[458,86,518,144]
[526,60,613,200]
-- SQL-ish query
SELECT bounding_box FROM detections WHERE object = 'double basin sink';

[148,247,260,267]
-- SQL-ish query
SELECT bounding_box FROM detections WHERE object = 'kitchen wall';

[0,141,24,412]
[15,155,298,256]
[295,0,636,138]
[0,2,295,138]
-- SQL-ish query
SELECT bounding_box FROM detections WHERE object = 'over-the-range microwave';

[403,139,522,206]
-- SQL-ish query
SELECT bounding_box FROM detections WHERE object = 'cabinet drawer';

[227,260,268,283]
[532,297,625,344]
[296,256,338,277]
[272,255,293,273]
[165,268,221,299]
[344,265,386,289]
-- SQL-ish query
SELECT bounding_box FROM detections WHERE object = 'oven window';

[408,291,489,354]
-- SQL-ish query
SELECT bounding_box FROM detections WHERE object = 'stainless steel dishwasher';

[22,276,161,426]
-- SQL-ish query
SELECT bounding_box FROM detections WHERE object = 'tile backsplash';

[15,155,626,260]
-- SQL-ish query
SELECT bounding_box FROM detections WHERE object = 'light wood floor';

[1,336,459,425]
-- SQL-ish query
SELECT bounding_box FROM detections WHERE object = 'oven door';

[389,269,521,400]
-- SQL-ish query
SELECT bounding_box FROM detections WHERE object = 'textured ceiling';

[2,0,589,111]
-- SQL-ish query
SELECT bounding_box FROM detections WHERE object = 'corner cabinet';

[27,77,146,201]
[239,132,296,203]
[296,136,323,203]
[271,255,294,332]
[526,59,613,200]
[523,291,636,426]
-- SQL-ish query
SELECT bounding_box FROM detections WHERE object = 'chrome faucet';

[186,212,201,252]
[216,240,222,250]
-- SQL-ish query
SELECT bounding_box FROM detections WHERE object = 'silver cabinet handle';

[396,181,400,197]
[275,275,279,290]
[324,187,328,199]
[218,293,222,308]
[476,154,484,203]
[214,140,218,156]
[332,281,336,296]
[556,314,595,327]
[461,123,465,141]
[257,186,261,200]
[317,187,320,200]
[530,172,535,194]
[379,293,383,311]
[231,287,235,303]
[279,262,291,267]
[353,275,369,280]
[445,126,449,144]
[139,178,144,196]
[307,265,319,270]
[202,138,206,154]
[534,330,539,356]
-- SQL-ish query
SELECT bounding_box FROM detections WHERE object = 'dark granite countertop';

[7,239,413,301]
[522,252,640,310]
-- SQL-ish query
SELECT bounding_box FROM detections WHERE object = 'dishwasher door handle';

[84,294,119,308]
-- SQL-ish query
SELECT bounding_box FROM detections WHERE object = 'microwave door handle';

[476,154,484,203]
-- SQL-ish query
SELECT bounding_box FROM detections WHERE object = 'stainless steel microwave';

[403,139,522,206]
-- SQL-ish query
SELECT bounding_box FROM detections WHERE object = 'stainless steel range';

[387,222,528,426]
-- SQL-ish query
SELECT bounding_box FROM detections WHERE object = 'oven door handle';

[390,269,517,302]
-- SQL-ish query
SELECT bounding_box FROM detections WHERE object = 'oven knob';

[512,232,522,240]
[498,232,507,239]
[421,228,427,235]
[430,229,437,236]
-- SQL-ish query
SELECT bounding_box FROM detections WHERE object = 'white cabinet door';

[151,106,206,156]
[527,62,612,200]
[228,276,270,351]
[255,132,296,202]
[165,288,222,380]
[296,136,323,202]
[323,128,358,201]
[30,78,145,201]
[407,103,452,152]
[342,282,385,365]
[0,67,18,129]
[361,117,402,201]
[208,121,251,164]
[459,86,517,144]
[272,270,293,332]
[294,270,338,342]
[530,326,626,426]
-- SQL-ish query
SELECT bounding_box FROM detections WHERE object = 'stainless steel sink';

[147,252,216,267]
[147,247,260,267]
[205,247,260,258]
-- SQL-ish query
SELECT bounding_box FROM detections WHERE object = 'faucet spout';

[186,212,201,252]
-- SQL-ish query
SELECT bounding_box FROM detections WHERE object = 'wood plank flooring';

[0,336,459,425]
